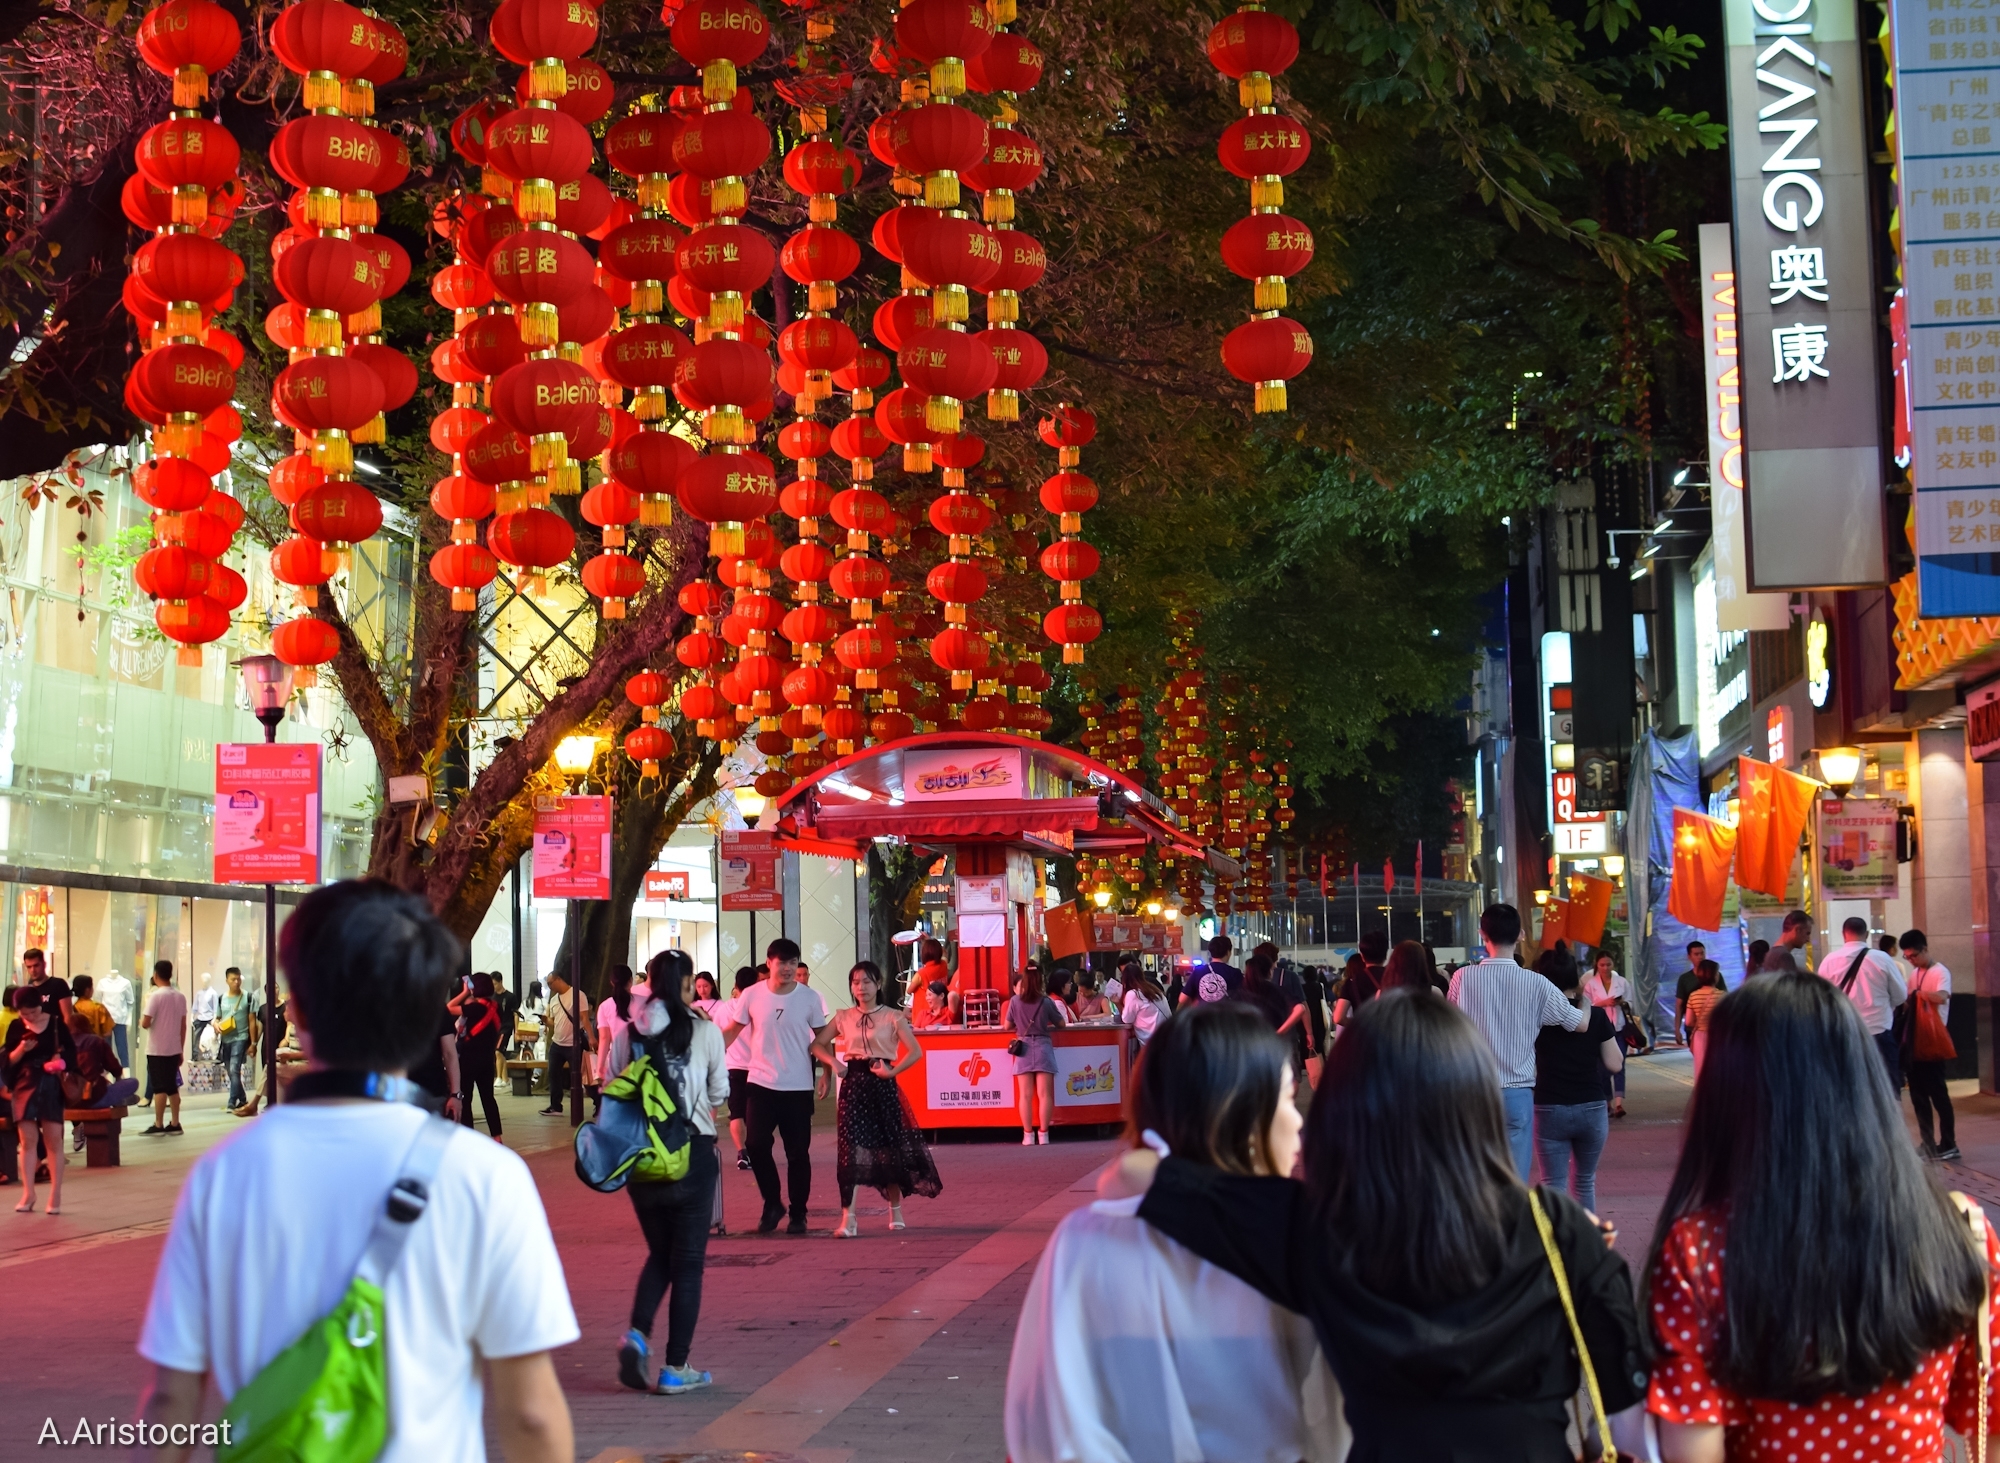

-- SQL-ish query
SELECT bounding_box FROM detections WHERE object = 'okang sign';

[1890,0,2000,613]
[1725,0,1887,590]
[902,747,1022,801]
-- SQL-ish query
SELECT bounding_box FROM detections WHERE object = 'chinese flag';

[1669,808,1738,932]
[1383,857,1394,895]
[1540,899,1571,949]
[1566,873,1615,947]
[1319,852,1328,896]
[1415,840,1423,899]
[1735,756,1774,893]
[1762,765,1816,897]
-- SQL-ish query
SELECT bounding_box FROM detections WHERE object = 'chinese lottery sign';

[719,829,783,911]
[214,743,321,885]
[533,795,613,900]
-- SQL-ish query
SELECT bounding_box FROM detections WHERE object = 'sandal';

[833,1213,859,1238]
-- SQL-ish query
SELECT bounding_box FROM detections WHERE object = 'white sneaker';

[1036,1129,1050,1145]
[1021,1131,1035,1146]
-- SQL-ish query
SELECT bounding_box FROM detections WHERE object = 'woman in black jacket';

[1139,988,1646,1462]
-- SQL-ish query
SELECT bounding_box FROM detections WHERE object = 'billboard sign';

[533,795,613,900]
[214,742,321,885]
[719,828,783,911]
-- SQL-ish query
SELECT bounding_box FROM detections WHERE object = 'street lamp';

[1092,886,1113,908]
[1818,746,1864,793]
[733,787,768,822]
[235,655,295,1112]
[554,734,600,778]
[1602,854,1625,879]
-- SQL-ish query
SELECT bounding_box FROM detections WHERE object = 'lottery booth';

[769,732,1219,1129]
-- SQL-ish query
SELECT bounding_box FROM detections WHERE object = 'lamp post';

[1818,746,1864,795]
[553,733,600,1129]
[236,654,295,1111]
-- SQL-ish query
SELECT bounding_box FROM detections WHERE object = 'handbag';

[1527,1190,1616,1463]
[1913,982,1959,1064]
[1951,1193,1992,1462]
[1303,1053,1325,1089]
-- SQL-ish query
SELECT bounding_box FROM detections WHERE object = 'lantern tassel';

[710,522,746,557]
[1254,380,1290,414]
[304,71,341,111]
[922,170,962,209]
[640,494,673,526]
[172,64,209,109]
[519,302,560,348]
[528,58,567,103]
[515,177,557,224]
[169,184,207,228]
[1254,276,1289,310]
[177,645,204,668]
[987,388,1020,421]
[702,58,737,103]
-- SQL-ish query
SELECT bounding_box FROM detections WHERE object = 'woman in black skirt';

[5,988,75,1214]
[811,961,941,1237]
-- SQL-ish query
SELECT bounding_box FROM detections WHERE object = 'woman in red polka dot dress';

[1642,975,1999,1462]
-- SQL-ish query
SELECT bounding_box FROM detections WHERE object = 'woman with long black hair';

[616,948,731,1396]
[811,960,941,1237]
[1139,989,1646,1461]
[1643,974,2000,1462]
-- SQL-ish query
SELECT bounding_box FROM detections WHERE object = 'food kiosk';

[769,731,1229,1129]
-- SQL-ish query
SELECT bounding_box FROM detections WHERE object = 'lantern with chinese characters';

[1038,404,1100,664]
[272,614,341,688]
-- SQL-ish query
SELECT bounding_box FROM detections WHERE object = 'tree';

[0,0,1729,932]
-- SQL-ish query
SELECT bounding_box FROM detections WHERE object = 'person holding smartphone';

[811,961,940,1238]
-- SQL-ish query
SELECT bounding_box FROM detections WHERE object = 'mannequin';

[96,969,135,1067]
[191,972,219,1060]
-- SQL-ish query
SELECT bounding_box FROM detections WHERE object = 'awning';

[808,795,1101,841]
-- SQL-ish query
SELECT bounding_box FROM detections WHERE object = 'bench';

[64,1107,130,1168]
[506,1059,547,1098]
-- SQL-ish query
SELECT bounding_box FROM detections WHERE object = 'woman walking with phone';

[812,961,941,1237]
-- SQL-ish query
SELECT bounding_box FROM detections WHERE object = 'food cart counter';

[898,1020,1136,1129]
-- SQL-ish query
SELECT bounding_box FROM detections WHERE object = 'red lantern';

[296,481,385,552]
[966,33,1043,94]
[581,551,647,618]
[1207,8,1301,106]
[835,623,899,689]
[270,0,375,80]
[784,139,862,197]
[460,313,527,377]
[132,233,240,316]
[929,491,992,537]
[1040,539,1100,583]
[488,508,576,594]
[135,457,213,512]
[135,545,214,601]
[138,0,241,108]
[680,681,726,721]
[1219,115,1312,180]
[674,222,776,296]
[898,327,998,434]
[677,450,779,551]
[889,103,991,207]
[274,355,386,434]
[624,724,672,778]
[599,216,684,281]
[899,209,1001,294]
[431,473,496,529]
[135,117,241,196]
[1221,214,1315,309]
[273,235,385,330]
[271,616,341,689]
[1045,602,1103,657]
[271,535,333,604]
[605,111,681,181]
[930,626,989,688]
[670,0,770,101]
[351,342,417,412]
[677,631,726,669]
[829,554,890,611]
[627,670,670,723]
[894,0,996,97]
[156,596,229,663]
[1221,315,1314,412]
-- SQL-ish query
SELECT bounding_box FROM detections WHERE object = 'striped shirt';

[1447,957,1590,1088]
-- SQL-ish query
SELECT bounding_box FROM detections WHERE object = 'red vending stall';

[768,732,1224,1130]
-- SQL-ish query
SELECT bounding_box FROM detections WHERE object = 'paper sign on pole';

[1817,798,1901,900]
[719,828,783,911]
[214,742,321,885]
[533,795,613,900]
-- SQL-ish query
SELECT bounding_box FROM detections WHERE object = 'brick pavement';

[18,1044,1980,1463]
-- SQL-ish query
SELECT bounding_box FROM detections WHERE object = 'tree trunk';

[548,741,724,1005]
[868,842,930,993]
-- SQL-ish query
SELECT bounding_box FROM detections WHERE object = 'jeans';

[745,1084,815,1220]
[85,1078,139,1109]
[220,1038,250,1108]
[1502,1086,1536,1181]
[1908,1058,1957,1149]
[629,1136,719,1366]
[111,1026,128,1066]
[1535,1101,1610,1211]
[546,1043,577,1111]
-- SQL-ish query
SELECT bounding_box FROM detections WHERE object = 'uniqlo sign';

[1552,770,1605,824]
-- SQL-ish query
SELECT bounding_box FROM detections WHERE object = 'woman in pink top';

[810,962,940,1237]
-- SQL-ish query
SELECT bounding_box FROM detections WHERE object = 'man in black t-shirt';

[1673,941,1708,1043]
[1182,936,1244,1006]
[20,947,72,1026]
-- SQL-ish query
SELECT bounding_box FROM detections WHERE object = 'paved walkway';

[5,1047,1978,1461]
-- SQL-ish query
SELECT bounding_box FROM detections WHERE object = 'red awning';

[808,795,1102,841]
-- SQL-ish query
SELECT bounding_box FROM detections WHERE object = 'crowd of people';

[1007,901,2000,1463]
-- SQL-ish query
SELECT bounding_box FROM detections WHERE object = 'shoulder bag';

[219,1117,456,1463]
[1913,976,1959,1063]
[1528,1189,1616,1463]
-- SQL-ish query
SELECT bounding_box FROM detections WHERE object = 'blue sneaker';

[616,1329,650,1391]
[656,1363,712,1394]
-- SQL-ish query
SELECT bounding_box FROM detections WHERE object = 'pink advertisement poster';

[214,742,321,885]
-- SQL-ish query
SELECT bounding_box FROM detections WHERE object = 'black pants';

[459,1050,501,1136]
[629,1136,719,1366]
[546,1044,577,1111]
[1874,1030,1904,1094]
[745,1084,815,1219]
[1908,1058,1957,1149]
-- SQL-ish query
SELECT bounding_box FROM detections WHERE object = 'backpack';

[576,1033,694,1190]
[219,1118,455,1463]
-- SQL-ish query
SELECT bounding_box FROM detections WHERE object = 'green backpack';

[218,1118,456,1463]
[598,1039,694,1184]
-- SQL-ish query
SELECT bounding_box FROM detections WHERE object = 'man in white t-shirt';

[139,880,577,1463]
[1817,915,1908,1087]
[140,961,190,1135]
[1899,927,1960,1161]
[721,938,829,1234]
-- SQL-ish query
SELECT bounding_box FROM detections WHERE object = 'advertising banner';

[1053,1044,1123,1107]
[214,742,321,885]
[1723,0,1887,589]
[902,747,1023,801]
[719,828,783,911]
[924,1046,1013,1110]
[533,795,613,900]
[1817,798,1902,899]
[1889,0,2000,613]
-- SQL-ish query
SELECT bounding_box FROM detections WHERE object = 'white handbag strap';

[356,1117,456,1289]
